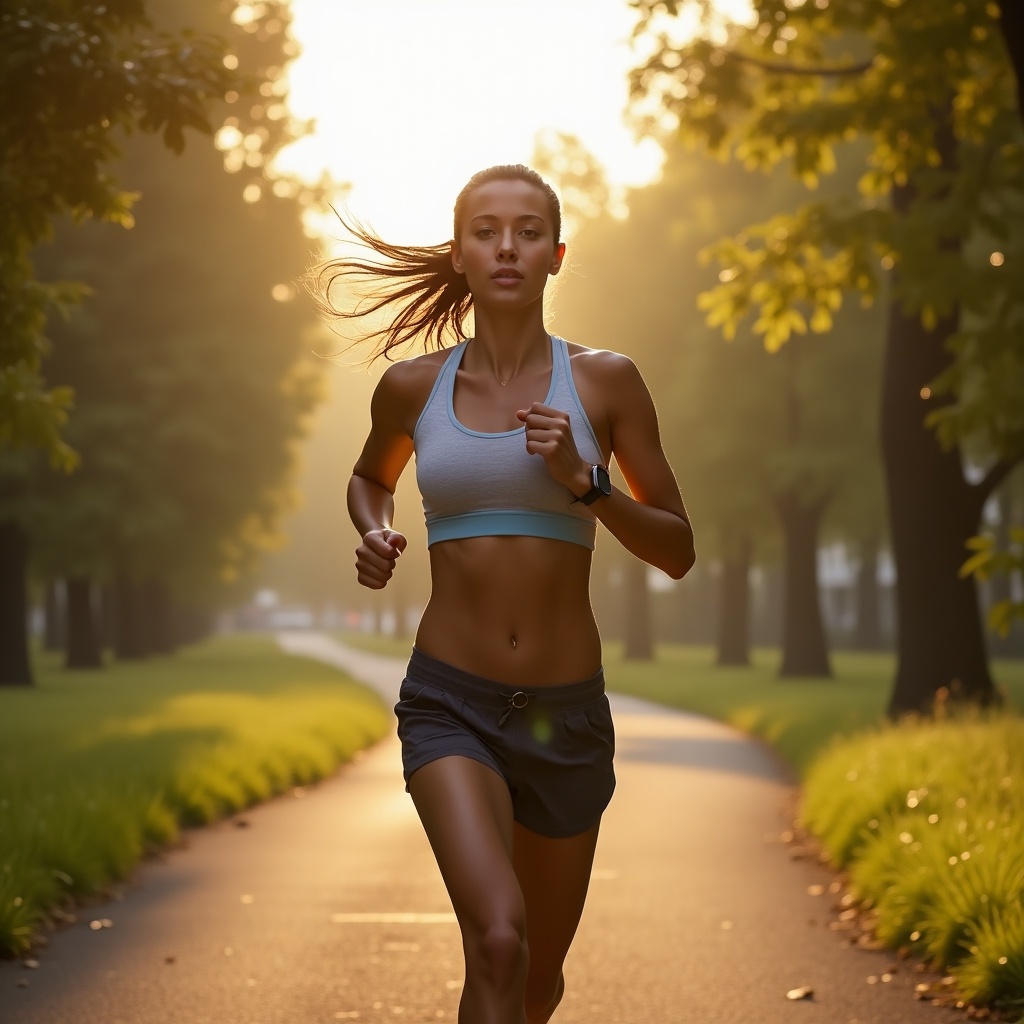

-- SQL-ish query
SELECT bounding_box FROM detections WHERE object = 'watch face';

[594,464,612,495]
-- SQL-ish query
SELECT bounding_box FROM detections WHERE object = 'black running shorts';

[394,647,616,839]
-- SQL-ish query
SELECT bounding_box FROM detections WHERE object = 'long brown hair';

[308,165,561,362]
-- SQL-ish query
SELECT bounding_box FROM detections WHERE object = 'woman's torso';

[403,337,610,686]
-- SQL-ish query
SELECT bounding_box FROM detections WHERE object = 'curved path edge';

[1,632,960,1024]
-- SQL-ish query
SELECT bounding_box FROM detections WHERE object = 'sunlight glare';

[276,0,671,245]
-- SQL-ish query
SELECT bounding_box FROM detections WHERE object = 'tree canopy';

[0,0,237,465]
[629,0,1023,476]
[627,0,1022,710]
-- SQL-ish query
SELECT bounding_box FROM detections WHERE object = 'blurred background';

[5,5,1023,998]
[3,0,1022,697]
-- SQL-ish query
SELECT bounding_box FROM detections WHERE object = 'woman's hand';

[355,528,408,589]
[517,402,592,497]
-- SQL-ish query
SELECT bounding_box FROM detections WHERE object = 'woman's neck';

[463,310,551,384]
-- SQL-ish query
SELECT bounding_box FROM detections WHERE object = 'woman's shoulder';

[371,345,457,431]
[562,339,642,386]
[378,346,451,389]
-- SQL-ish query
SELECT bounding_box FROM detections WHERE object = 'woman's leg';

[408,756,529,1024]
[513,820,601,1024]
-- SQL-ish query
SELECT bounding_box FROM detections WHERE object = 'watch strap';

[572,465,611,506]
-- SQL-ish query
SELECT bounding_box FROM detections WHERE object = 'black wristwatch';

[572,464,612,506]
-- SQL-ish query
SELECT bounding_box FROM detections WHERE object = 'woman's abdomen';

[415,536,602,687]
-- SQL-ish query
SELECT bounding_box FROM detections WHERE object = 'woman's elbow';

[665,524,695,580]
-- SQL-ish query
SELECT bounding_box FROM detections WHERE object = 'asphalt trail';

[1,633,960,1024]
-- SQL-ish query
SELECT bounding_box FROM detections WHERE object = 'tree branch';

[972,457,1021,510]
[997,0,1024,117]
[723,50,874,77]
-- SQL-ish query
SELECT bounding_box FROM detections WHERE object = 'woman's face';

[451,179,565,309]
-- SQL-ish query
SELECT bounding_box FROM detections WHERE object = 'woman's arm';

[348,362,418,589]
[519,351,694,579]
[593,354,694,578]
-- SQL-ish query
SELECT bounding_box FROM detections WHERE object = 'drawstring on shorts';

[499,691,532,727]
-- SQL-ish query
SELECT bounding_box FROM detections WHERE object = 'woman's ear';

[450,238,464,274]
[549,241,566,276]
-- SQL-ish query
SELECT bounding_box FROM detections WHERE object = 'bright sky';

[274,0,667,243]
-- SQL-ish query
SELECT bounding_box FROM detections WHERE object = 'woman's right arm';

[348,362,419,590]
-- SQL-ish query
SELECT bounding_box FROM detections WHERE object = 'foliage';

[627,0,1024,464]
[0,0,239,465]
[10,0,330,603]
[801,710,1024,1008]
[960,527,1024,637]
[553,137,884,674]
[0,635,390,956]
[531,129,611,234]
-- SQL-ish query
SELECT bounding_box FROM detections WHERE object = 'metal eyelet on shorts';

[499,691,531,726]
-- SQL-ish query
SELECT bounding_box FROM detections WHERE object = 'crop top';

[413,335,605,549]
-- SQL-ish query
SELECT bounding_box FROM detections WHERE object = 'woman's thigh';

[408,755,524,931]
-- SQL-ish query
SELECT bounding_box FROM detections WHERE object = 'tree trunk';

[716,535,751,666]
[99,580,118,651]
[882,172,995,715]
[776,491,832,677]
[143,578,176,655]
[623,557,653,660]
[65,576,103,669]
[44,579,66,652]
[997,1,1024,116]
[0,520,33,686]
[854,535,882,651]
[114,571,151,659]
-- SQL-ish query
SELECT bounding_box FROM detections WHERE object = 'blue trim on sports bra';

[427,509,596,549]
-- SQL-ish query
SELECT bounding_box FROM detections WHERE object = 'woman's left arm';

[520,351,695,579]
[586,353,694,579]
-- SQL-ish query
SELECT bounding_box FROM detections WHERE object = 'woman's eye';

[520,229,538,239]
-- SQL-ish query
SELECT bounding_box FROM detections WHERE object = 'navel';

[510,635,517,649]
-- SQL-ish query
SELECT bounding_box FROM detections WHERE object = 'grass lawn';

[0,634,390,956]
[334,632,1024,776]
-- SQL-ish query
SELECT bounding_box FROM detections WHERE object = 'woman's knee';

[465,917,529,989]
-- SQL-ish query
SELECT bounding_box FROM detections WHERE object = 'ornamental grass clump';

[801,710,1024,1009]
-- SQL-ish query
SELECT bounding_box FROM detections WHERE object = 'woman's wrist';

[568,461,595,500]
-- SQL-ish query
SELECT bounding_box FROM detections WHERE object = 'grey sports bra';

[413,335,604,549]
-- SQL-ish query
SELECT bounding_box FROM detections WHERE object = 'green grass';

[0,634,391,957]
[801,711,1024,1010]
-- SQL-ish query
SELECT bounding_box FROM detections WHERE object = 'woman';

[314,164,694,1024]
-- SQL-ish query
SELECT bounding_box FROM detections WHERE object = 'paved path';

[1,634,960,1024]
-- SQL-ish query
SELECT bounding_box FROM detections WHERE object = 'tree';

[0,0,238,464]
[629,0,1023,712]
[0,0,326,681]
[0,1,239,685]
[961,467,1024,647]
[557,140,884,675]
